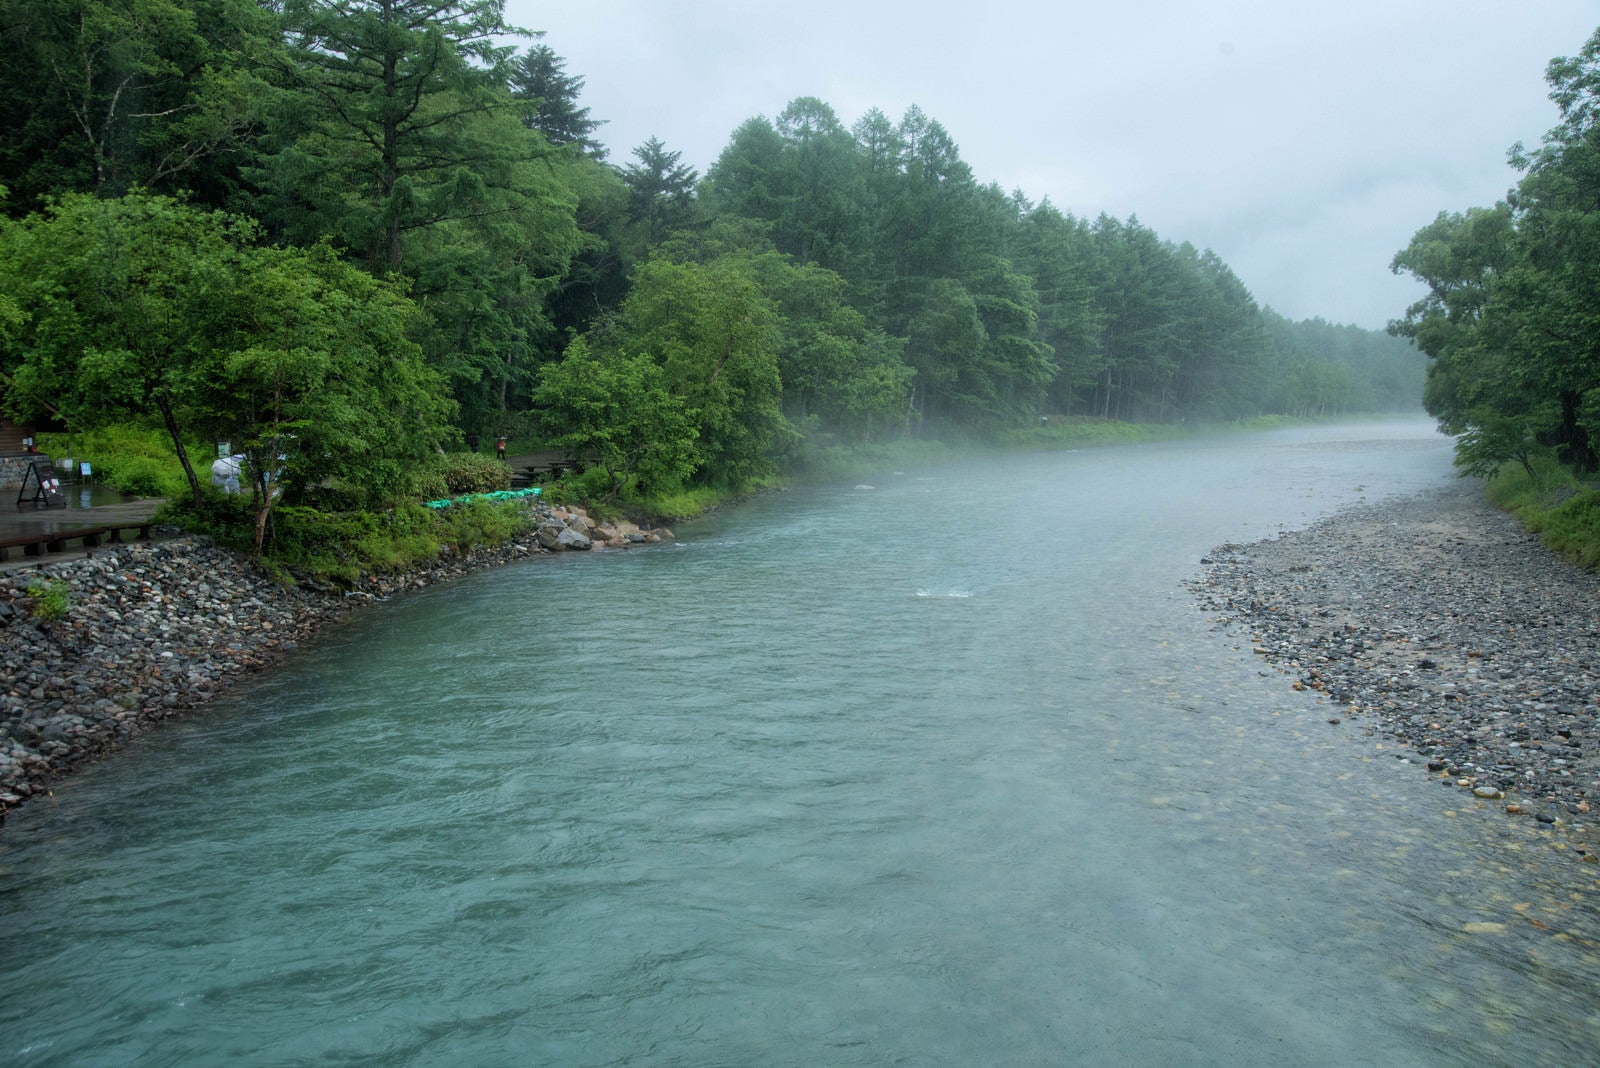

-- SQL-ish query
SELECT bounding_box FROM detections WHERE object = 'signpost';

[16,460,66,508]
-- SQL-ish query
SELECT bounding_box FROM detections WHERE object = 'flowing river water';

[3,419,1600,1065]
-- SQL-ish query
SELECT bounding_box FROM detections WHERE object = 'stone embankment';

[0,501,670,820]
[1190,478,1600,830]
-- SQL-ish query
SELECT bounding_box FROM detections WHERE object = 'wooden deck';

[0,521,154,561]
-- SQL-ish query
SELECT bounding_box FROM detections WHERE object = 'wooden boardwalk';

[1,482,163,571]
[0,520,155,561]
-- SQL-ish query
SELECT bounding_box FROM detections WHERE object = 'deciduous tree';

[0,193,452,551]
[531,339,698,495]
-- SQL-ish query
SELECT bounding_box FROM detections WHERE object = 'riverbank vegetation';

[1480,459,1600,569]
[1,0,1424,572]
[1390,26,1600,568]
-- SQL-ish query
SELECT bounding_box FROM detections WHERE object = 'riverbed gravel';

[1190,477,1600,829]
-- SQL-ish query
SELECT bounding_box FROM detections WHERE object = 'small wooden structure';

[0,521,154,561]
[0,417,34,456]
[513,451,585,487]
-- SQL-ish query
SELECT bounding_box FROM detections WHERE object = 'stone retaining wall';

[0,454,44,492]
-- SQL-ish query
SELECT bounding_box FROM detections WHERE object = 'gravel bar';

[1190,478,1600,828]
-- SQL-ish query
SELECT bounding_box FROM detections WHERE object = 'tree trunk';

[155,396,204,507]
[253,495,273,558]
[1556,390,1597,473]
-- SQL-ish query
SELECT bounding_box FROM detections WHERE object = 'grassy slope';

[1481,457,1600,570]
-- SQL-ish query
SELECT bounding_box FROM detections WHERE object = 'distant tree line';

[1392,26,1600,477]
[0,0,1423,507]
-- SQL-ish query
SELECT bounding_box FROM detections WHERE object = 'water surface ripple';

[4,421,1599,1065]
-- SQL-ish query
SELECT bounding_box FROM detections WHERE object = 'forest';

[0,0,1424,538]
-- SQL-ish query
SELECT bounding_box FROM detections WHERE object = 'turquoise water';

[4,421,1599,1065]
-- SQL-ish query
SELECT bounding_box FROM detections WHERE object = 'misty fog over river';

[4,419,1598,1065]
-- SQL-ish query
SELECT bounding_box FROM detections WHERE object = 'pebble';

[1190,479,1600,829]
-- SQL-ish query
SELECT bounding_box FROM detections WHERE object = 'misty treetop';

[1392,26,1600,478]
[701,98,1420,430]
[0,0,1424,505]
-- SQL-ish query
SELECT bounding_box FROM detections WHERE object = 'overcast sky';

[506,1,1598,330]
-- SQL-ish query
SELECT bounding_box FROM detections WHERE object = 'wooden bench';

[0,523,154,561]
[521,458,582,482]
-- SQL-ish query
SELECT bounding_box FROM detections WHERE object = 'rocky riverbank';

[1190,478,1600,832]
[0,500,669,821]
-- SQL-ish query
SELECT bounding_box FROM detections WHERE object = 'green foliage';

[622,136,700,244]
[1453,407,1546,480]
[1392,28,1600,476]
[439,452,513,495]
[0,0,281,212]
[599,254,794,487]
[156,488,258,550]
[532,338,700,495]
[265,0,532,271]
[995,417,1189,449]
[0,192,261,503]
[36,425,192,499]
[701,98,1409,435]
[780,436,950,484]
[633,483,726,522]
[26,578,70,622]
[0,192,456,554]
[173,500,440,583]
[262,507,394,584]
[0,12,1428,511]
[434,497,530,552]
[1482,459,1600,568]
[254,0,585,433]
[558,465,621,501]
[164,490,534,583]
[404,449,513,502]
[1528,491,1600,569]
[509,43,607,159]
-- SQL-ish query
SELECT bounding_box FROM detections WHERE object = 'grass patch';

[782,438,952,484]
[1480,455,1600,569]
[434,497,531,553]
[994,417,1192,449]
[633,484,731,522]
[27,579,70,622]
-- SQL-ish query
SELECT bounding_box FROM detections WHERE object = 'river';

[3,419,1598,1065]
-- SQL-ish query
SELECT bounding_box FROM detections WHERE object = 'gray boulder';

[556,527,593,551]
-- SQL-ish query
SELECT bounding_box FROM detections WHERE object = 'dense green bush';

[263,505,448,582]
[435,497,530,552]
[406,451,512,501]
[435,454,508,495]
[161,491,540,584]
[157,492,258,550]
[37,425,192,498]
[442,452,513,494]
[558,466,615,501]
